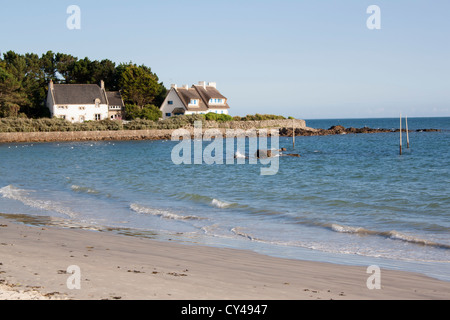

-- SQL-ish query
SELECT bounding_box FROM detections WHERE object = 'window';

[165,113,171,117]
[79,116,85,122]
[60,115,66,120]
[189,99,198,105]
[95,114,101,121]
[168,101,173,105]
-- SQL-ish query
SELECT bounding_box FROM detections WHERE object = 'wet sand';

[0,217,449,300]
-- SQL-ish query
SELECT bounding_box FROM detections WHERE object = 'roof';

[193,85,230,109]
[52,84,108,105]
[175,87,209,111]
[106,91,124,107]
[193,85,227,100]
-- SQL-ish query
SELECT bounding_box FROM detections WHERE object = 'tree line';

[0,50,166,120]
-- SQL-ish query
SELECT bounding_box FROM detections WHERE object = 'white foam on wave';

[330,222,450,250]
[231,227,257,241]
[387,231,450,249]
[71,185,99,194]
[0,185,78,219]
[211,199,233,209]
[130,203,203,221]
[331,223,367,234]
[234,151,247,159]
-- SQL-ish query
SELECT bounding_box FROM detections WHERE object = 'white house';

[46,80,123,123]
[160,81,230,119]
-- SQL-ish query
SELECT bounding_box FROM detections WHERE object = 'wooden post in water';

[292,119,295,149]
[406,115,410,149]
[399,114,402,155]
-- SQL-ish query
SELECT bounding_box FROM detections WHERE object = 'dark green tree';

[71,57,93,84]
[118,64,161,107]
[0,64,28,117]
[40,51,58,82]
[92,59,117,90]
[55,53,78,83]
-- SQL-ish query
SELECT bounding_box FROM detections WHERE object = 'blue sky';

[1,0,449,119]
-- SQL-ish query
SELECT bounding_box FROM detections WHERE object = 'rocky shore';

[0,123,441,144]
[279,125,441,137]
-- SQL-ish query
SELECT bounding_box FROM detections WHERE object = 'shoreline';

[0,126,441,144]
[1,216,449,300]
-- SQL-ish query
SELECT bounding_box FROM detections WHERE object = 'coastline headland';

[0,119,440,144]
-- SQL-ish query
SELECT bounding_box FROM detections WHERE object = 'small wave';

[176,193,213,204]
[175,192,242,210]
[211,199,233,209]
[329,223,450,250]
[130,203,203,221]
[386,231,450,249]
[71,185,100,194]
[231,227,258,241]
[0,185,78,219]
[331,223,371,234]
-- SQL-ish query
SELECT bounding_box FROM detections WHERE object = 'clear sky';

[1,0,449,119]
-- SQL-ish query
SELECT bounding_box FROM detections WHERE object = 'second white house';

[160,81,230,119]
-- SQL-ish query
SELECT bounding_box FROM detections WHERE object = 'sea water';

[0,117,449,280]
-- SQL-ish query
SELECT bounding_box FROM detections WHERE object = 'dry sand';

[0,217,449,300]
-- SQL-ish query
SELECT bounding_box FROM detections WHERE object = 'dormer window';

[189,99,198,105]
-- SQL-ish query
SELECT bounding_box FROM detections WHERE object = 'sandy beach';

[0,216,449,300]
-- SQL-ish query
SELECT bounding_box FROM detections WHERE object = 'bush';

[242,114,286,121]
[157,114,206,129]
[204,112,233,122]
[124,104,162,121]
[124,119,157,130]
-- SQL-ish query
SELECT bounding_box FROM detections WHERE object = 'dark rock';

[328,125,345,133]
[256,149,273,158]
[416,129,440,132]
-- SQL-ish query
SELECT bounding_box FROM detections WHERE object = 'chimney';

[171,84,177,90]
[183,84,189,90]
[208,82,217,89]
[198,81,206,89]
[100,80,105,90]
[49,80,54,90]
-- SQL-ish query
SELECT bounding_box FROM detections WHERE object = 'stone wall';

[0,119,307,143]
[0,130,174,143]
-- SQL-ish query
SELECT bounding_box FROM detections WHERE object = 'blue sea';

[1,117,449,281]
